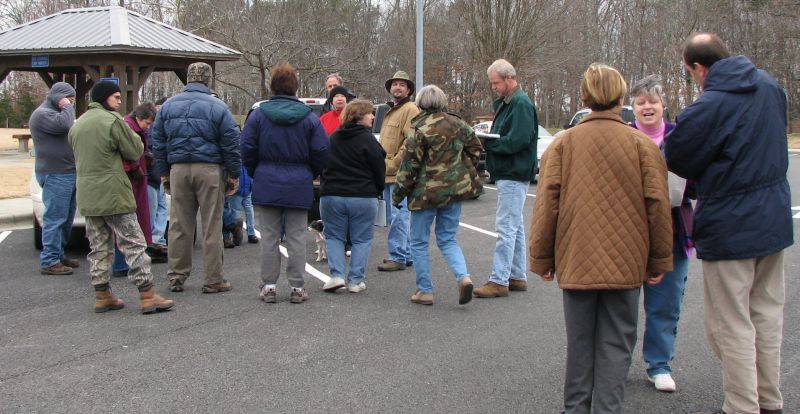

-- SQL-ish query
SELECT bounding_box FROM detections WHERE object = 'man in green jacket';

[68,81,174,315]
[474,59,538,298]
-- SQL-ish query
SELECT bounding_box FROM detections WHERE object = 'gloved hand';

[225,177,239,196]
[128,168,144,182]
[161,176,171,195]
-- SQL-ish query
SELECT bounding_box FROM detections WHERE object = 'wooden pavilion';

[0,6,241,115]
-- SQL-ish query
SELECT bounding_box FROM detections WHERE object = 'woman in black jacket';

[319,100,386,293]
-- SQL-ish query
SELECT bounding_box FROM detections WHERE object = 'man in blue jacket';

[665,33,792,414]
[151,62,242,294]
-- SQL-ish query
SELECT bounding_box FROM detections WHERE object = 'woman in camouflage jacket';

[393,85,483,306]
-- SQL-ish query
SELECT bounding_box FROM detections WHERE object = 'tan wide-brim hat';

[384,70,415,95]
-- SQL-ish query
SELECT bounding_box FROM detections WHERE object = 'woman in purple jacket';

[629,75,694,393]
[241,63,329,304]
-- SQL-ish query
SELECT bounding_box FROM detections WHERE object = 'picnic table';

[12,134,32,153]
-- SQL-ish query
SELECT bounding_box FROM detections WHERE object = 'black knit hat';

[91,81,121,104]
[328,85,355,102]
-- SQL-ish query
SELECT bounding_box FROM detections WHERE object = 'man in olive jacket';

[69,81,174,315]
[474,59,538,298]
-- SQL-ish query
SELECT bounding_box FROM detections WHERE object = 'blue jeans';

[643,251,690,376]
[242,193,256,236]
[320,196,377,285]
[36,172,77,268]
[223,194,244,235]
[113,245,128,272]
[409,202,469,293]
[489,180,529,285]
[147,183,167,246]
[385,184,410,263]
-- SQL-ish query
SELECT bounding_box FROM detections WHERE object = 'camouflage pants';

[85,213,153,289]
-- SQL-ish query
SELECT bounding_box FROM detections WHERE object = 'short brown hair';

[342,99,374,124]
[130,102,156,121]
[270,62,299,96]
[580,63,627,111]
[683,32,731,69]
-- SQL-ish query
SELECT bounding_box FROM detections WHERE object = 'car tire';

[34,217,43,250]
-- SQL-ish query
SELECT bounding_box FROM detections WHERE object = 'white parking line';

[278,244,331,283]
[792,206,800,218]
[459,222,498,238]
[482,185,537,198]
[0,231,10,244]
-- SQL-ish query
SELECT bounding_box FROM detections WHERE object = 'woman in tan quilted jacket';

[528,63,674,414]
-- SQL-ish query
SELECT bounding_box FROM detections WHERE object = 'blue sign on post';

[100,77,120,85]
[31,55,49,67]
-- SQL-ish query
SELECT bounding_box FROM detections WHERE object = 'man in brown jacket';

[528,63,673,414]
[377,70,420,272]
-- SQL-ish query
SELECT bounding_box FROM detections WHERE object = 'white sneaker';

[322,277,345,292]
[348,282,367,293]
[649,373,676,392]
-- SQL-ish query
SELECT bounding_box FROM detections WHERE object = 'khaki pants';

[167,163,225,286]
[85,213,153,289]
[702,251,785,414]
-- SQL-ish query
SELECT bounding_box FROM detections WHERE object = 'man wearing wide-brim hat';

[377,70,420,272]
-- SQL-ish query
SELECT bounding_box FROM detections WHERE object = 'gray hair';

[487,59,516,78]
[415,84,448,111]
[326,73,343,85]
[630,74,667,107]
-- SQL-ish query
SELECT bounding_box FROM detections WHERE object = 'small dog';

[307,220,327,262]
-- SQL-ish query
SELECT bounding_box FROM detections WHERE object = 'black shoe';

[223,233,235,248]
[248,235,260,244]
[112,270,128,278]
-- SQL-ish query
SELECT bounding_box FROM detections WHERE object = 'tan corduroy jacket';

[381,98,420,183]
[528,110,673,290]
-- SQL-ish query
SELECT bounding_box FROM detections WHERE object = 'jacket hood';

[259,96,311,125]
[47,82,76,108]
[333,122,370,139]
[704,55,759,94]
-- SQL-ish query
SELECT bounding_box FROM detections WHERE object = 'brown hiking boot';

[508,279,528,292]
[410,290,433,305]
[458,277,473,305]
[61,258,80,268]
[94,290,125,313]
[41,263,73,275]
[139,286,174,314]
[202,279,232,293]
[473,281,509,298]
[378,260,406,272]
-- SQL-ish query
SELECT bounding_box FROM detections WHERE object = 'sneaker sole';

[290,297,308,304]
[261,296,276,303]
[322,282,345,292]
[41,270,73,275]
[348,286,366,293]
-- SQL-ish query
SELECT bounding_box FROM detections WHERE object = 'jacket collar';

[580,109,627,126]
[387,96,411,108]
[503,85,521,104]
[184,82,211,94]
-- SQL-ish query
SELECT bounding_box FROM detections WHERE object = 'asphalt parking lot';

[0,157,798,413]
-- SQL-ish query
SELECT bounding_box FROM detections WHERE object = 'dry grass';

[0,128,34,199]
[0,128,32,151]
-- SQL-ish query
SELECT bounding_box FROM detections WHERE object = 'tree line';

[1,0,798,132]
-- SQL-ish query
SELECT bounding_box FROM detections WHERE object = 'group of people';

[27,31,790,414]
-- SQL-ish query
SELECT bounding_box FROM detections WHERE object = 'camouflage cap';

[187,62,213,85]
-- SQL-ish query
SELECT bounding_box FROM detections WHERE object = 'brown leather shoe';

[410,290,433,305]
[139,287,174,314]
[202,279,232,293]
[61,258,80,268]
[508,279,528,291]
[94,290,125,313]
[41,263,73,275]
[458,277,473,305]
[378,260,406,271]
[473,281,509,298]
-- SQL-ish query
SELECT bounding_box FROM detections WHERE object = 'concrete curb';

[0,212,33,230]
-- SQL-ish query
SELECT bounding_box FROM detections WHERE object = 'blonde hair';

[580,63,627,111]
[341,99,374,124]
